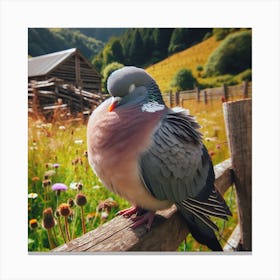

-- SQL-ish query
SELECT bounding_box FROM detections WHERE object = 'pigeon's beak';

[108,97,122,112]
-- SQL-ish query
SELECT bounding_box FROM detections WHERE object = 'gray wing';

[139,108,232,233]
[139,108,211,203]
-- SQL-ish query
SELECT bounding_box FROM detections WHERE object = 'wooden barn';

[28,48,101,92]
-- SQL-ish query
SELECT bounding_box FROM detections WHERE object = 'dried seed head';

[68,198,75,208]
[75,193,87,207]
[59,203,71,217]
[55,209,61,218]
[42,208,55,229]
[77,182,83,191]
[42,179,51,187]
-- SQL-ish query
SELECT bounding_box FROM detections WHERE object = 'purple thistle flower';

[53,163,60,169]
[52,183,68,195]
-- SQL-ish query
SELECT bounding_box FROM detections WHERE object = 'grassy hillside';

[146,35,221,92]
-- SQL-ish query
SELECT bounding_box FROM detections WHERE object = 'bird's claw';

[116,206,155,230]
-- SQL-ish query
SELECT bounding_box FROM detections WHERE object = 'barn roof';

[28,48,77,77]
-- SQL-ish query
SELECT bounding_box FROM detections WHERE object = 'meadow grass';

[146,36,222,92]
[28,98,238,252]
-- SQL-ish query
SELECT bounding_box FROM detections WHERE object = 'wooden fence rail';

[52,99,251,253]
[28,78,106,119]
[164,81,252,107]
[52,159,234,252]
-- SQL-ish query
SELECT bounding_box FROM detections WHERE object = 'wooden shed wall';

[47,54,101,92]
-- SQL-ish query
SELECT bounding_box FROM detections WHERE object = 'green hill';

[28,28,105,60]
[146,30,252,92]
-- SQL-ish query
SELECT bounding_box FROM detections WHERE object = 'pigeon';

[87,66,232,251]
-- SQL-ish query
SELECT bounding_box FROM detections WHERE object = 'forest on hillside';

[28,28,212,69]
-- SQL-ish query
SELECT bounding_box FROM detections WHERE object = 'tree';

[110,38,124,63]
[170,68,197,91]
[128,30,145,66]
[168,28,187,55]
[205,30,252,76]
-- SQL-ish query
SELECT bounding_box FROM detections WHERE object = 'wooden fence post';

[243,80,249,98]
[196,86,200,102]
[31,81,39,115]
[175,91,180,106]
[223,83,228,101]
[223,99,252,251]
[169,90,172,107]
[203,90,208,104]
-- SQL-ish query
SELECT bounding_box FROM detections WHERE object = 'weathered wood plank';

[223,99,252,251]
[52,159,233,252]
[223,224,241,252]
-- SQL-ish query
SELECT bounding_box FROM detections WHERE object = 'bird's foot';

[116,206,141,217]
[116,206,155,230]
[130,211,155,230]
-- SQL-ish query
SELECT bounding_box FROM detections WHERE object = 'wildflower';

[28,192,38,199]
[52,183,68,208]
[31,176,40,182]
[42,179,51,187]
[58,203,71,241]
[75,193,87,234]
[59,203,71,217]
[68,198,75,208]
[42,208,55,229]
[44,170,56,177]
[97,197,118,212]
[42,208,57,249]
[72,157,82,165]
[93,185,101,190]
[53,163,60,169]
[45,163,53,168]
[209,151,215,157]
[74,139,83,144]
[86,212,96,222]
[51,183,67,195]
[101,211,109,221]
[59,125,66,130]
[77,182,83,191]
[70,182,78,190]
[55,208,67,243]
[75,193,87,207]
[29,218,38,229]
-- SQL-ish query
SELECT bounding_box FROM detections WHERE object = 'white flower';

[70,182,78,190]
[28,193,38,199]
[101,211,108,220]
[93,185,101,189]
[74,139,83,144]
[59,125,66,130]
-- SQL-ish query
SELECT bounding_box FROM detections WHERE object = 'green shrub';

[102,62,124,92]
[238,69,252,81]
[170,68,197,90]
[205,30,252,76]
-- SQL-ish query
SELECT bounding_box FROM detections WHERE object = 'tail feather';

[176,203,223,251]
[176,188,232,251]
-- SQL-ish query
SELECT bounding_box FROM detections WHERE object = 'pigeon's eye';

[128,84,136,94]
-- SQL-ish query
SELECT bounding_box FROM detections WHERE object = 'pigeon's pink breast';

[87,99,172,210]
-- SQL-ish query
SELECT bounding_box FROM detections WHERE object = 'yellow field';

[146,36,222,92]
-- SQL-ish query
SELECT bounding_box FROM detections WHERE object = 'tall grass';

[28,98,238,252]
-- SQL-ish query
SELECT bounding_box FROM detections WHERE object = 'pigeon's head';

[107,66,162,112]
